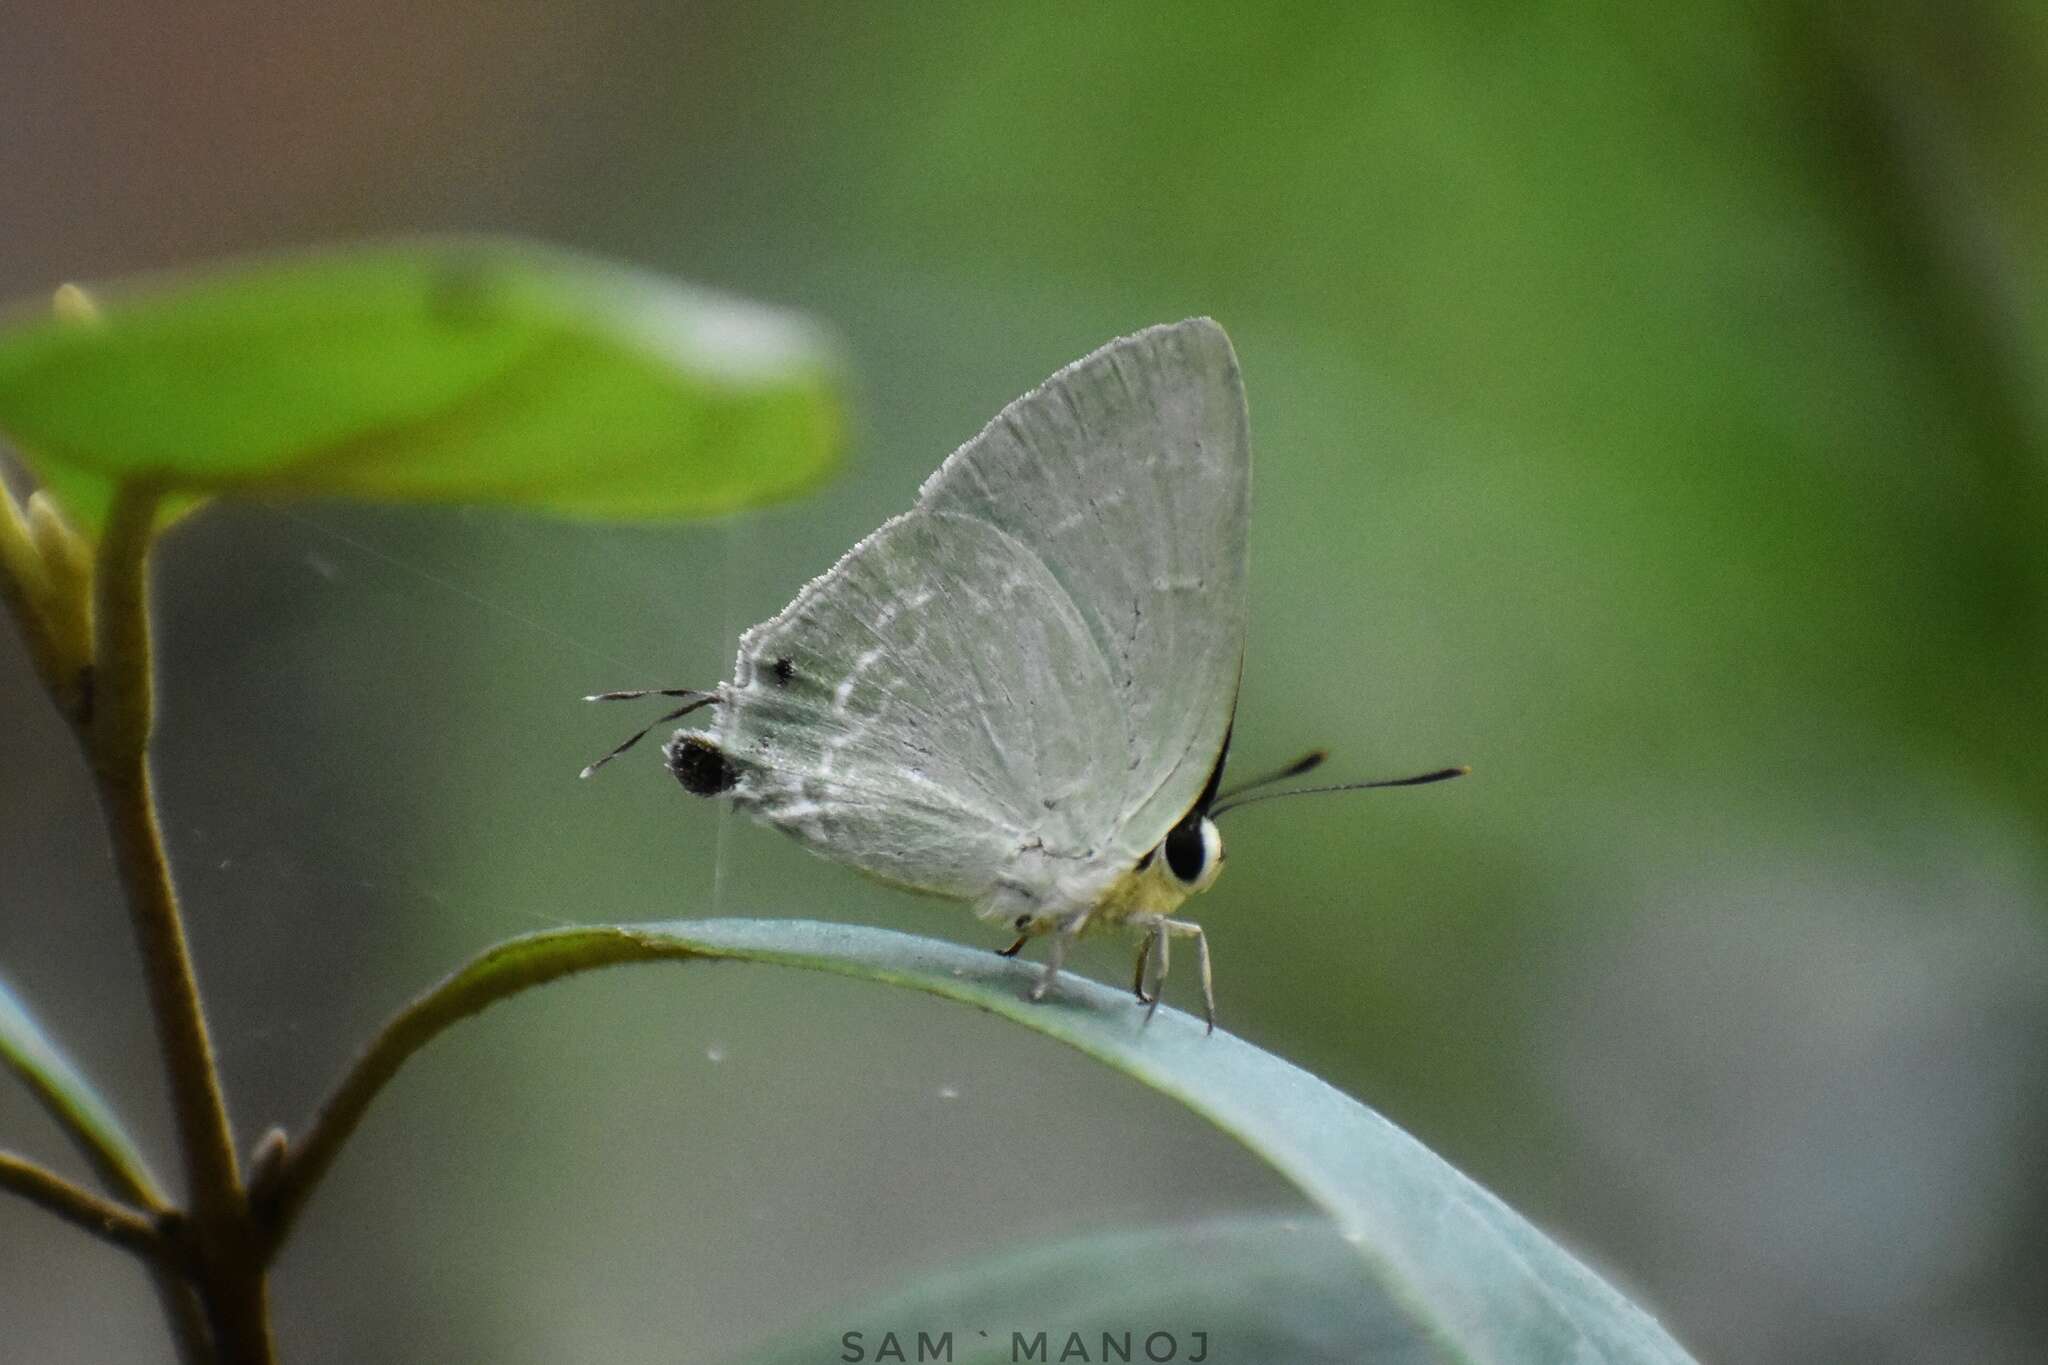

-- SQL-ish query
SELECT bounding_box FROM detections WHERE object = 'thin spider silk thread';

[282,508,647,674]
[290,506,751,921]
[709,516,750,921]
[277,509,595,938]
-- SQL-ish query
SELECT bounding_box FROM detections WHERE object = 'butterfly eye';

[1162,816,1223,890]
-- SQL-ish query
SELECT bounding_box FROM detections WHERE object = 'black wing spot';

[665,735,738,796]
[772,657,795,686]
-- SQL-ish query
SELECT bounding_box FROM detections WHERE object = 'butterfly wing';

[693,318,1250,909]
[703,509,1122,904]
[916,318,1250,861]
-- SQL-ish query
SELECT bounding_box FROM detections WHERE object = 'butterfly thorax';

[1094,856,1216,929]
[990,829,1224,942]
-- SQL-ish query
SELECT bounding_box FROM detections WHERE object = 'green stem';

[253,927,675,1252]
[89,482,272,1364]
[150,1272,215,1365]
[0,970,169,1211]
[0,1149,168,1261]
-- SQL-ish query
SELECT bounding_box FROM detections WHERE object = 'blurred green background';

[3,3,2045,1361]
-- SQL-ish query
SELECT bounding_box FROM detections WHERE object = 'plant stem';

[0,972,169,1210]
[151,1272,215,1365]
[0,1149,168,1261]
[254,926,676,1252]
[89,483,273,1364]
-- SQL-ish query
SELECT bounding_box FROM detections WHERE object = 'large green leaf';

[736,1216,1440,1365]
[0,972,162,1207]
[0,238,843,529]
[332,919,1694,1363]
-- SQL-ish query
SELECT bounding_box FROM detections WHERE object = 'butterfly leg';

[1141,918,1172,1026]
[1026,911,1092,1003]
[1026,927,1069,1003]
[1175,918,1217,1035]
[997,935,1029,958]
[1141,919,1216,1034]
[1131,934,1154,1004]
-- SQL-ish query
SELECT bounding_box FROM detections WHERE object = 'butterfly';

[586,319,1463,1031]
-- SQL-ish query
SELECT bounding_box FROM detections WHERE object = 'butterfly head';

[1098,813,1224,929]
[1141,721,1238,900]
[1112,808,1224,925]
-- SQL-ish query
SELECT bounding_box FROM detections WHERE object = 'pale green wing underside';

[706,320,1251,908]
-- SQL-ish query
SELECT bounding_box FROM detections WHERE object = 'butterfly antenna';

[1216,749,1327,803]
[1211,765,1469,818]
[579,689,718,779]
[584,687,713,702]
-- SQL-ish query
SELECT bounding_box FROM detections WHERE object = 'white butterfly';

[588,319,1463,1030]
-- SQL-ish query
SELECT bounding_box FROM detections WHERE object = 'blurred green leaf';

[374,919,1693,1363]
[735,1215,1446,1365]
[0,972,162,1207]
[0,238,844,530]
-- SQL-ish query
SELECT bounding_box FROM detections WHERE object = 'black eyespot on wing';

[772,657,795,686]
[1164,818,1207,885]
[665,734,738,796]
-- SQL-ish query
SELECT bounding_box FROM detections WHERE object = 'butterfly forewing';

[918,318,1250,859]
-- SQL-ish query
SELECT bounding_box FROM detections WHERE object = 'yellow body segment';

[1083,853,1218,935]
[1011,818,1227,1032]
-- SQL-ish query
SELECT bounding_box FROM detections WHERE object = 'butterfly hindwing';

[711,510,1121,903]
